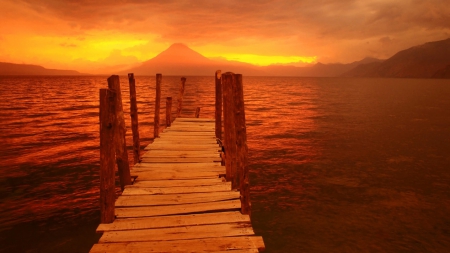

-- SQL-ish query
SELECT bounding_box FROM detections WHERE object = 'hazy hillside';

[0,62,82,75]
[342,38,450,78]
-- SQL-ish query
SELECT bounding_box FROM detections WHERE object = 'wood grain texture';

[115,199,241,218]
[91,236,264,252]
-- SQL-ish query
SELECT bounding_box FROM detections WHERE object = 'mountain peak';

[148,43,212,65]
[168,43,189,49]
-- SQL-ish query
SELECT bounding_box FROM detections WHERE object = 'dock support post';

[107,75,131,191]
[166,97,172,127]
[99,88,116,223]
[234,74,250,215]
[195,107,201,118]
[154,74,162,138]
[128,73,141,164]
[176,77,186,117]
[215,70,222,140]
[222,72,238,189]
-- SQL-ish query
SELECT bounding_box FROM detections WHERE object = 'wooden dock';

[90,72,264,252]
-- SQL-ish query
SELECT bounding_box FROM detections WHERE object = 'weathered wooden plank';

[132,166,224,174]
[160,132,216,137]
[156,136,216,140]
[148,142,218,148]
[167,125,215,128]
[175,118,215,122]
[145,145,221,152]
[132,170,221,180]
[115,199,240,218]
[142,151,220,158]
[130,178,225,188]
[122,184,231,195]
[151,140,218,145]
[169,121,215,125]
[132,162,222,171]
[98,223,255,243]
[140,157,222,163]
[115,191,240,207]
[164,128,215,132]
[90,236,265,253]
[141,154,220,159]
[97,211,250,232]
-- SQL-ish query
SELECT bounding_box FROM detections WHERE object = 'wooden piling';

[166,97,172,127]
[176,77,186,117]
[99,88,116,224]
[222,72,237,189]
[128,73,141,164]
[107,75,131,191]
[195,107,201,118]
[233,74,250,215]
[215,70,222,140]
[154,74,162,138]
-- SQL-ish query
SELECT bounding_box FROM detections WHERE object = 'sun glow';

[220,54,317,66]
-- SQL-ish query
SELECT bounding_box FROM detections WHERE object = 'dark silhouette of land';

[341,38,450,78]
[0,62,83,75]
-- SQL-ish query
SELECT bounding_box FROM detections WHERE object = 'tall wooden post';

[166,97,172,127]
[99,88,116,224]
[234,74,250,215]
[154,74,162,138]
[222,72,237,189]
[176,77,186,117]
[215,70,222,140]
[107,75,131,191]
[128,73,140,164]
[195,107,201,118]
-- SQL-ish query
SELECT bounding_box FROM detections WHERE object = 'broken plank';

[97,211,249,232]
[115,191,240,207]
[115,199,240,218]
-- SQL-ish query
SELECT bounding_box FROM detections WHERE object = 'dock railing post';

[222,72,238,189]
[99,88,116,223]
[107,75,131,191]
[176,77,186,118]
[128,73,141,164]
[166,97,172,127]
[215,70,222,140]
[234,74,251,215]
[154,74,162,138]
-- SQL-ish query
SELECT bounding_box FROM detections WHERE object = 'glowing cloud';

[218,54,317,66]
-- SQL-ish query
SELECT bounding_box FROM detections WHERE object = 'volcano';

[123,43,263,76]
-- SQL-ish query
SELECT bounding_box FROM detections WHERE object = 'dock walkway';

[90,117,265,252]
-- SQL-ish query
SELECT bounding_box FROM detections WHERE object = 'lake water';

[0,76,449,252]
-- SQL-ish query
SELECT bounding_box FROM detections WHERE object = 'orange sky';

[1,0,449,73]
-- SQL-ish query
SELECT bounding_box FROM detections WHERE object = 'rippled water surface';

[0,76,449,252]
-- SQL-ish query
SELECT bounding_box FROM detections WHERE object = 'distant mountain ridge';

[341,38,450,78]
[3,38,449,78]
[0,62,82,75]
